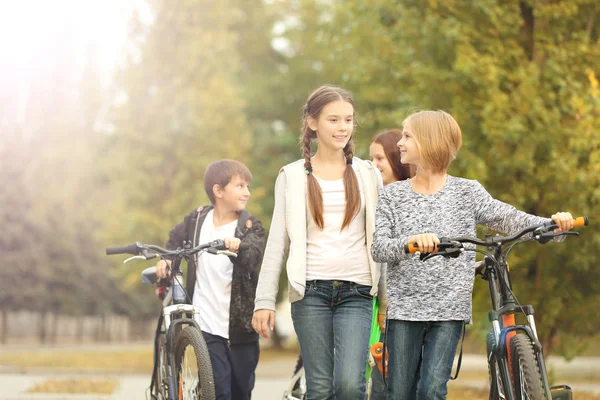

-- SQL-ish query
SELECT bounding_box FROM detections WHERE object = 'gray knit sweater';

[371,176,550,322]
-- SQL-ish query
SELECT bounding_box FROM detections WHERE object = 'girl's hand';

[551,212,574,233]
[252,309,275,339]
[407,233,440,253]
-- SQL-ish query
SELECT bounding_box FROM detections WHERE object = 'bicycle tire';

[153,333,168,399]
[291,354,303,392]
[509,334,544,400]
[487,331,508,400]
[174,327,215,400]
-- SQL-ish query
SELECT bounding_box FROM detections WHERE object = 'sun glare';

[0,0,130,81]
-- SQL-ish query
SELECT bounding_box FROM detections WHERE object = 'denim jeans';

[387,320,463,400]
[291,280,373,400]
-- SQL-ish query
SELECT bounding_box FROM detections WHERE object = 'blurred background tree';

[0,0,598,357]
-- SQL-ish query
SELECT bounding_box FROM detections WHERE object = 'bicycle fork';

[163,304,203,400]
[490,306,554,400]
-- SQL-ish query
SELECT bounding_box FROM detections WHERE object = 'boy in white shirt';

[156,159,265,400]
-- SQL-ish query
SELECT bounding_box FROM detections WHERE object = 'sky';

[0,0,153,126]
[0,0,136,77]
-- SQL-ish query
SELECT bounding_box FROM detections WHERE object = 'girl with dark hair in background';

[368,129,414,399]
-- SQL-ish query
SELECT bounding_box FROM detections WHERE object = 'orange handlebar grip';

[405,243,420,253]
[573,216,588,228]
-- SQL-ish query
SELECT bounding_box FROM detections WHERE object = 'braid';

[302,131,312,173]
[341,139,360,230]
[301,122,324,229]
[344,142,354,164]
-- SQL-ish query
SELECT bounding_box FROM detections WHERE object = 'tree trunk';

[100,313,111,342]
[541,325,558,358]
[0,309,7,344]
[50,313,58,345]
[39,310,48,344]
[76,316,84,343]
[94,316,102,341]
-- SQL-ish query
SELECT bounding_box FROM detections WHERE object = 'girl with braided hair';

[252,85,385,399]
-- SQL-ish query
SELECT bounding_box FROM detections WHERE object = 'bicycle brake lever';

[537,231,579,244]
[217,250,238,258]
[124,255,147,263]
[421,252,444,262]
[141,249,158,260]
[421,248,464,262]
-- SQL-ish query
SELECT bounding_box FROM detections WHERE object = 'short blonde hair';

[402,110,462,173]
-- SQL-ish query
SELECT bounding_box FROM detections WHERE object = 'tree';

[99,0,256,314]
[0,132,45,343]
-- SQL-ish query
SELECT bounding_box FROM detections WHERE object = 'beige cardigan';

[254,157,386,312]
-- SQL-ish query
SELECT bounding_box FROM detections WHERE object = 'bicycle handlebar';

[105,239,228,259]
[404,216,589,254]
[106,242,142,255]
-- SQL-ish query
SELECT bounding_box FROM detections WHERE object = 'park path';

[1,347,599,399]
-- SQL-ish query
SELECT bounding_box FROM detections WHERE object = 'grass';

[447,387,600,400]
[27,378,118,394]
[0,346,302,374]
[0,347,154,373]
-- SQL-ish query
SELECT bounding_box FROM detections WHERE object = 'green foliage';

[270,0,600,356]
[97,0,258,315]
[3,0,598,353]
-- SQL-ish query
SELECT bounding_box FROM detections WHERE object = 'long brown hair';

[301,85,360,231]
[371,129,415,181]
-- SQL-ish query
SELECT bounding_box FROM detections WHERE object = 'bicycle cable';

[175,249,209,305]
[485,250,537,335]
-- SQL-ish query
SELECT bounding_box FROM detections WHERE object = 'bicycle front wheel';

[486,331,508,400]
[153,333,169,399]
[174,327,215,400]
[510,334,544,400]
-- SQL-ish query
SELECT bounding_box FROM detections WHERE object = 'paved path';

[0,373,289,400]
[1,353,599,399]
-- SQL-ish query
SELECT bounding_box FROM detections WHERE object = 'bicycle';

[106,239,237,400]
[405,216,588,400]
[282,354,307,400]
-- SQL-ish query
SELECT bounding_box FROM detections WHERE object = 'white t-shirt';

[193,210,237,339]
[306,172,372,286]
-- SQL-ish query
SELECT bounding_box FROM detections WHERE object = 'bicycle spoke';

[519,360,530,400]
[180,344,200,399]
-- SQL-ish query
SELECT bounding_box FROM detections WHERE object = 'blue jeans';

[291,280,373,400]
[387,320,463,400]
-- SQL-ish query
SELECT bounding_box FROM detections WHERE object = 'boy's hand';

[252,309,275,339]
[551,212,574,233]
[156,259,172,279]
[224,237,241,253]
[407,233,440,253]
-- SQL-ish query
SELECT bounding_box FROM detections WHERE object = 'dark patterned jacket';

[165,206,265,344]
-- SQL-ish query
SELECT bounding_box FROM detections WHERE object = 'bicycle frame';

[407,216,587,400]
[107,239,234,400]
[159,258,205,400]
[479,245,553,400]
